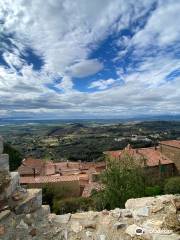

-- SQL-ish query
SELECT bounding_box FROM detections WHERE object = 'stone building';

[160,140,180,174]
[20,175,81,197]
[104,144,175,184]
[17,158,106,197]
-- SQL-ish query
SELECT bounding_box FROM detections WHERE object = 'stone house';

[18,158,56,176]
[20,175,81,197]
[104,144,175,184]
[159,140,180,174]
[17,158,106,197]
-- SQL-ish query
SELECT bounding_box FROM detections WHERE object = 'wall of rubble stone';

[0,136,180,240]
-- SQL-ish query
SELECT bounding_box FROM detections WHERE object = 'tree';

[3,143,23,171]
[164,177,180,194]
[100,153,146,209]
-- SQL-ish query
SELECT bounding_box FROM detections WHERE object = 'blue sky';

[0,0,180,119]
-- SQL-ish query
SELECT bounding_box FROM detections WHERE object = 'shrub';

[145,185,163,196]
[164,177,180,194]
[53,197,93,214]
[100,153,146,209]
[42,184,77,209]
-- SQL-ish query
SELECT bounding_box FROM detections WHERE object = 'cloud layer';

[0,0,179,119]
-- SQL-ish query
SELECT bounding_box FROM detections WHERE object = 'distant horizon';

[1,114,180,122]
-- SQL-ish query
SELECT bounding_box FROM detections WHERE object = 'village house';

[105,146,172,184]
[17,158,106,197]
[159,140,180,174]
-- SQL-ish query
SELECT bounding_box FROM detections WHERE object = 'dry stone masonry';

[0,136,180,240]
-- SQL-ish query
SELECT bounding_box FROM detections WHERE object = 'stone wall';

[27,180,81,198]
[160,144,180,174]
[144,164,174,184]
[0,136,180,240]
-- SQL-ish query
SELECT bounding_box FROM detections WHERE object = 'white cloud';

[132,0,180,47]
[68,59,103,78]
[59,76,74,92]
[3,51,24,69]
[89,78,116,90]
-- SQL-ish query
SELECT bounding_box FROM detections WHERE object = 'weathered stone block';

[34,205,50,217]
[53,213,71,224]
[125,224,141,237]
[5,172,20,197]
[0,170,11,200]
[0,154,9,171]
[13,189,42,214]
[0,210,11,223]
[133,206,149,217]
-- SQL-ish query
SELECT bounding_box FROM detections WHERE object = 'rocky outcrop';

[0,136,179,240]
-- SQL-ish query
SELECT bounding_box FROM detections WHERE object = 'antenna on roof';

[33,168,36,178]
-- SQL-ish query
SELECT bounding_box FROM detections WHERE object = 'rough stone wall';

[160,144,180,174]
[1,193,180,239]
[144,164,174,184]
[0,136,180,240]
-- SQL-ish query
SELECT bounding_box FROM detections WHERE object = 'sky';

[0,0,180,119]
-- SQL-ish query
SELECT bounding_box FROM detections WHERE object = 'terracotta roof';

[54,161,105,169]
[105,146,173,167]
[18,165,41,175]
[20,175,79,184]
[105,150,122,158]
[138,148,173,167]
[22,158,50,166]
[160,140,180,149]
[18,158,53,175]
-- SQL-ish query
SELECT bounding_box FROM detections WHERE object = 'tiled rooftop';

[20,174,79,184]
[18,158,52,175]
[105,146,173,167]
[138,148,173,167]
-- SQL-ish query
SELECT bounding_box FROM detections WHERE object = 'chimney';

[33,168,36,178]
[78,160,82,170]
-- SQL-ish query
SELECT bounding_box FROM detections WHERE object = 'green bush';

[42,184,77,210]
[145,185,163,196]
[100,153,146,209]
[53,197,93,214]
[164,177,180,194]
